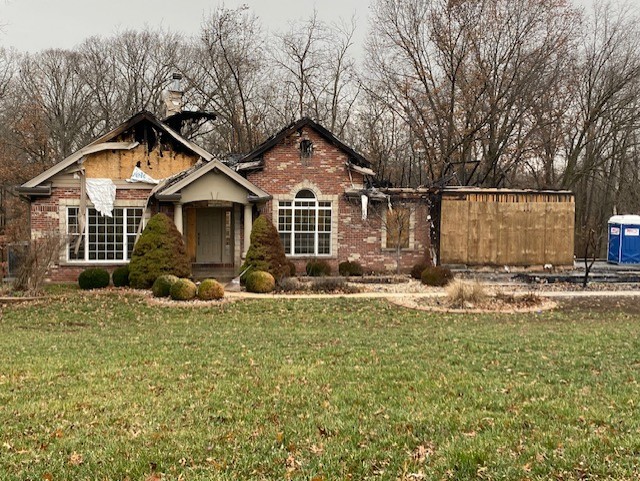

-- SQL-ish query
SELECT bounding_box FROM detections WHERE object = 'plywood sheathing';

[83,143,199,180]
[440,192,575,266]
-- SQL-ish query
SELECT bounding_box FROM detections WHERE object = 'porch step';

[192,265,236,283]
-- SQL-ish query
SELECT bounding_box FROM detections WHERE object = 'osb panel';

[83,144,198,180]
[544,203,575,265]
[185,208,197,262]
[441,196,575,266]
[439,199,469,264]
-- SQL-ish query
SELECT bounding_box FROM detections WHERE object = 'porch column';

[243,203,253,255]
[174,203,183,234]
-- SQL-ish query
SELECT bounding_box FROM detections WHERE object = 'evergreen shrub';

[170,278,197,301]
[245,270,276,293]
[306,259,332,277]
[421,266,454,287]
[152,275,179,297]
[129,213,190,289]
[240,215,288,282]
[78,268,110,290]
[411,260,432,280]
[338,261,363,277]
[112,265,130,287]
[197,279,225,300]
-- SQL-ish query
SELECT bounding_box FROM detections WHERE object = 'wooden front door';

[196,208,233,264]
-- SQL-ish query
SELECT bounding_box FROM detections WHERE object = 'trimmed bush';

[129,213,191,289]
[306,259,332,277]
[112,265,130,287]
[152,274,179,297]
[78,268,110,290]
[421,266,454,287]
[197,279,225,300]
[338,261,363,277]
[411,260,431,280]
[245,270,275,293]
[240,215,289,282]
[170,278,197,301]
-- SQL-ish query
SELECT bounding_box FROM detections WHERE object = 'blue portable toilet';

[608,215,640,264]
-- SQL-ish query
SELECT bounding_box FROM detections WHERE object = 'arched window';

[278,189,332,255]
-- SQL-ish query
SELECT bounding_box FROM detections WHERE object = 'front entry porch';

[182,202,244,280]
[153,157,271,281]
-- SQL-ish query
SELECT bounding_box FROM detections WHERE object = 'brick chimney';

[162,73,183,118]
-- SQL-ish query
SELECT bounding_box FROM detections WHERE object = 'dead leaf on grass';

[68,451,84,466]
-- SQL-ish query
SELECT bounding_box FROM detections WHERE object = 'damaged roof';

[236,117,373,169]
[20,111,214,191]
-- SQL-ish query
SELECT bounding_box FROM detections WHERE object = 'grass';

[1,293,639,480]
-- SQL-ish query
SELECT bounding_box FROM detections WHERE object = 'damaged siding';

[83,144,198,180]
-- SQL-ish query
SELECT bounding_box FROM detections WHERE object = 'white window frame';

[66,206,143,263]
[278,191,332,257]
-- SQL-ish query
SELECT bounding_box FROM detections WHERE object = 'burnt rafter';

[164,111,218,139]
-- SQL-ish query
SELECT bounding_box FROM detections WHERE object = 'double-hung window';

[278,190,331,256]
[67,207,143,262]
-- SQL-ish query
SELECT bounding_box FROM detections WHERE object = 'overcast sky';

[0,0,370,53]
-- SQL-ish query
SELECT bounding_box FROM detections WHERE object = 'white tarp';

[361,194,368,221]
[86,178,116,217]
[126,166,159,184]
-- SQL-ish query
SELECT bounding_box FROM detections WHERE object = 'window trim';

[278,190,332,257]
[65,206,144,264]
[381,206,416,251]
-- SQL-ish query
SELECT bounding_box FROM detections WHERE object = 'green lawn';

[1,293,639,480]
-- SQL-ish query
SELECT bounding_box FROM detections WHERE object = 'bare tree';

[182,6,269,154]
[272,12,360,136]
[366,0,579,186]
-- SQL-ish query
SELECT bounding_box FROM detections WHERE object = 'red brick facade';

[245,127,431,274]
[31,186,153,282]
[27,120,431,282]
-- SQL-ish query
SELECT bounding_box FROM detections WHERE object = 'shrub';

[240,215,288,282]
[152,274,179,297]
[287,260,297,277]
[308,277,361,294]
[13,232,64,296]
[129,213,191,289]
[78,268,110,290]
[197,279,225,300]
[306,259,332,277]
[277,277,301,292]
[338,261,363,277]
[245,270,276,293]
[112,265,130,287]
[170,278,197,301]
[446,279,487,307]
[421,266,454,286]
[411,260,431,280]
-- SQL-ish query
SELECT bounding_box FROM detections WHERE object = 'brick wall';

[31,186,153,282]
[246,127,431,273]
